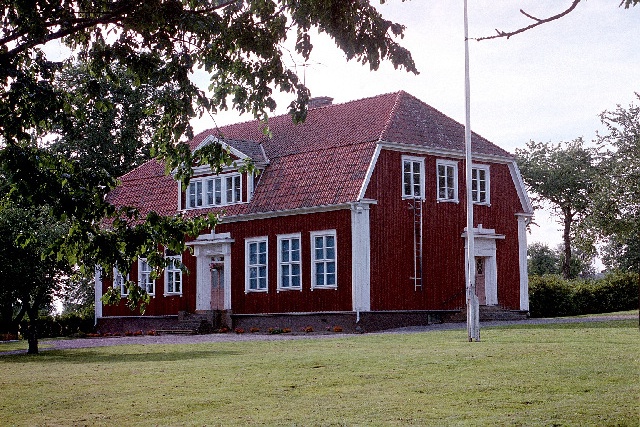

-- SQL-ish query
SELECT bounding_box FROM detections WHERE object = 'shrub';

[19,312,95,339]
[528,275,576,317]
[529,272,639,317]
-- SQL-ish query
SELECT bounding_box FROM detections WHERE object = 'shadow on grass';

[1,348,241,364]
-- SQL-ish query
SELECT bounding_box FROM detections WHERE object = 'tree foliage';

[0,1,418,333]
[0,203,70,353]
[527,242,595,279]
[516,139,600,279]
[590,93,640,273]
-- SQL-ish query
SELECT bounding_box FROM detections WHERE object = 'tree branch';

[474,0,582,41]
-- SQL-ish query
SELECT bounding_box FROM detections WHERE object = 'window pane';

[327,273,336,286]
[207,180,214,205]
[327,261,336,274]
[326,236,334,248]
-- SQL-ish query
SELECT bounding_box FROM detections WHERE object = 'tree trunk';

[562,208,573,279]
[26,306,39,355]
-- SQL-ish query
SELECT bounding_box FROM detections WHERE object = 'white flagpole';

[464,0,480,341]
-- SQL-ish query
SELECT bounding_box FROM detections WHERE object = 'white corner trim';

[351,203,371,313]
[357,144,381,201]
[517,215,530,311]
[509,161,534,214]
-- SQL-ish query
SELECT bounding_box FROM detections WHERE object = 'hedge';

[529,272,639,318]
[19,312,95,339]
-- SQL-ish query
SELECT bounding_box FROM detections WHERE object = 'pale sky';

[191,1,640,256]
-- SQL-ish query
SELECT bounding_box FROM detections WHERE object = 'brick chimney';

[308,96,333,109]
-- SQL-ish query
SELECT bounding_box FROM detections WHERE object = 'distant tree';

[527,242,595,279]
[516,139,600,279]
[528,242,560,276]
[590,94,640,274]
[601,234,640,273]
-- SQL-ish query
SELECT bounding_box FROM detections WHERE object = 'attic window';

[186,173,242,209]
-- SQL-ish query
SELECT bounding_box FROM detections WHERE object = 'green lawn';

[1,320,638,426]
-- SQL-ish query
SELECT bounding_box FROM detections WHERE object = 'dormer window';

[186,173,243,209]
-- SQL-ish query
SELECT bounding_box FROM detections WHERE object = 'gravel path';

[1,314,636,356]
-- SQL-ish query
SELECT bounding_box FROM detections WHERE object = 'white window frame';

[245,237,268,293]
[311,230,337,290]
[401,155,425,200]
[277,233,302,291]
[186,173,243,209]
[165,254,183,295]
[113,267,129,297]
[138,258,155,296]
[472,164,491,205]
[436,159,459,203]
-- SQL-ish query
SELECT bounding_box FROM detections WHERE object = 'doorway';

[475,257,486,305]
[210,256,225,311]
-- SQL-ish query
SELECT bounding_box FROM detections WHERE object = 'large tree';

[516,139,600,279]
[590,94,640,273]
[0,203,70,354]
[1,1,418,327]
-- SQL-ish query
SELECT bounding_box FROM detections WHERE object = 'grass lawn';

[1,320,638,426]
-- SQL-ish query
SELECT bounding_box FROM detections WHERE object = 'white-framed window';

[138,258,155,295]
[472,165,490,205]
[311,230,337,289]
[277,233,302,291]
[437,159,458,202]
[165,255,182,295]
[113,267,129,297]
[245,237,268,292]
[402,155,425,199]
[186,173,243,209]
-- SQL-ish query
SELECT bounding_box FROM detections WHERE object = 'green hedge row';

[529,272,639,318]
[20,312,95,338]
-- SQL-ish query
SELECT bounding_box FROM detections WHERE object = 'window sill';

[277,287,303,293]
[311,286,338,290]
[473,202,491,207]
[436,198,459,204]
[245,289,268,294]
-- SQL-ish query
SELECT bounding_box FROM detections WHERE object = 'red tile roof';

[108,91,513,217]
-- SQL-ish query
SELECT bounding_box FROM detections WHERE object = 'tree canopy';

[516,139,600,279]
[0,1,418,334]
[590,94,640,273]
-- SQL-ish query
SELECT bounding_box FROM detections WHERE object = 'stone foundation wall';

[96,316,179,335]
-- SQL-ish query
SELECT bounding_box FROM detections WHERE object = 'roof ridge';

[378,90,404,142]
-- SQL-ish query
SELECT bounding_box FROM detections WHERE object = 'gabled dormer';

[178,135,269,211]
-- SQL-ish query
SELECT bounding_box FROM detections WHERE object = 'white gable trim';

[508,161,534,214]
[357,144,381,200]
[194,135,251,160]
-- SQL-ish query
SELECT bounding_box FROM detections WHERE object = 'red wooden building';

[95,91,533,333]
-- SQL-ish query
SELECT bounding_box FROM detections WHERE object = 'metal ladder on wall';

[410,197,423,290]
